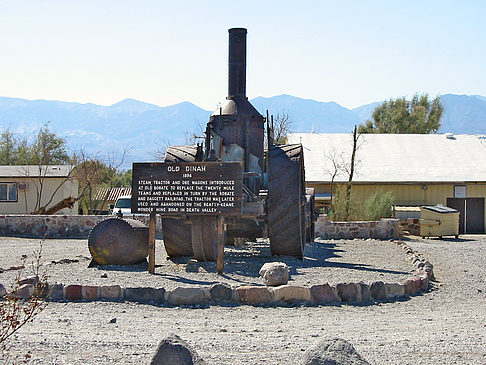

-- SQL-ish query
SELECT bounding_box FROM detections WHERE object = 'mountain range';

[0,93,485,167]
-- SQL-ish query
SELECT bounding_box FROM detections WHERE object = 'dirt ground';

[2,235,486,364]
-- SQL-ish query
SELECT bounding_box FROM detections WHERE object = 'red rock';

[65,285,82,301]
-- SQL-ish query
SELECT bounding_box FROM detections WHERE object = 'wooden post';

[148,212,156,274]
[217,215,225,275]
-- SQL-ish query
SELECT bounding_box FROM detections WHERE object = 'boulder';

[150,333,205,365]
[259,262,289,286]
[300,337,370,365]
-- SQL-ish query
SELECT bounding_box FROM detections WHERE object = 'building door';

[447,198,485,234]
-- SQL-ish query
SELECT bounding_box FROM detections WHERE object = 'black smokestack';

[228,28,247,99]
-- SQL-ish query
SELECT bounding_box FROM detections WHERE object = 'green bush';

[363,190,394,221]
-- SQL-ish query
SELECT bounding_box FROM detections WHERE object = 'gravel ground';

[2,235,486,364]
[0,237,411,289]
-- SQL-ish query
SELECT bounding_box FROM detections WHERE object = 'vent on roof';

[445,133,455,139]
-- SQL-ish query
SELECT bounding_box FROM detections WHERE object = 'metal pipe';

[228,28,247,98]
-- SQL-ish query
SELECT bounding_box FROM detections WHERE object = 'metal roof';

[0,165,74,178]
[95,187,132,201]
[287,133,486,183]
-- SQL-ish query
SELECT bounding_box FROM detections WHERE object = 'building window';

[454,185,466,198]
[0,183,18,202]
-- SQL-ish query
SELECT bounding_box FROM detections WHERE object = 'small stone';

[18,275,39,286]
[166,287,205,306]
[310,284,341,305]
[300,337,370,365]
[236,286,273,305]
[210,283,233,302]
[11,284,35,299]
[259,262,289,286]
[369,281,387,301]
[125,287,166,304]
[403,277,421,294]
[100,285,123,300]
[336,283,361,303]
[419,275,429,291]
[385,283,405,298]
[150,333,205,365]
[271,285,311,304]
[82,285,99,300]
[65,285,83,301]
[0,283,6,297]
[47,283,64,301]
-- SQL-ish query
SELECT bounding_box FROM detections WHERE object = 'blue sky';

[1,0,485,110]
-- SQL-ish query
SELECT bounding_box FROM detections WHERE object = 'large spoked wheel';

[162,217,193,257]
[268,144,306,258]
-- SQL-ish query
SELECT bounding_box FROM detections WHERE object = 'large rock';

[259,262,289,286]
[300,337,370,365]
[150,333,205,365]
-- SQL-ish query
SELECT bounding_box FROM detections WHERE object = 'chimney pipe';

[228,28,247,99]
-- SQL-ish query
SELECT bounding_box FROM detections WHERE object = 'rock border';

[0,240,434,307]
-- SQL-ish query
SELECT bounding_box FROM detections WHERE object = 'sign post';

[132,162,243,274]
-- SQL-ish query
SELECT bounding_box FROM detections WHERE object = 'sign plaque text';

[131,162,243,215]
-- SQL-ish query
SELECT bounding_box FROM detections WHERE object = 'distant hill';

[0,93,485,167]
[251,94,358,133]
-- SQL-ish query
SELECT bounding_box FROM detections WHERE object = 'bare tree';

[151,136,172,162]
[94,147,131,214]
[272,110,294,144]
[323,147,346,213]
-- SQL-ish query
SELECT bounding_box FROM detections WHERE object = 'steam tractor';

[161,28,316,261]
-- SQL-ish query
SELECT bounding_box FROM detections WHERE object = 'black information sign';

[131,162,243,215]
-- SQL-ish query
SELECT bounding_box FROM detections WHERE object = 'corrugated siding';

[309,182,486,230]
[94,187,132,202]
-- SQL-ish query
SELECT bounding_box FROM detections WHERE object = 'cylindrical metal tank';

[88,218,149,265]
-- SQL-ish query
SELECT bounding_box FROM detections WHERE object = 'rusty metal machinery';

[88,218,149,265]
[162,28,316,261]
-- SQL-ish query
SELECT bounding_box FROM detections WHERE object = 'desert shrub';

[329,185,362,221]
[1,242,48,362]
[363,190,394,221]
